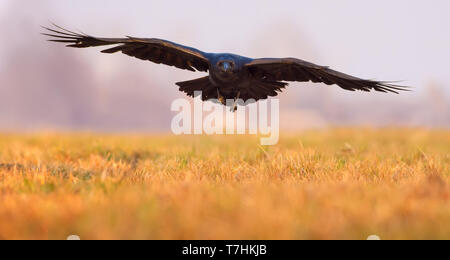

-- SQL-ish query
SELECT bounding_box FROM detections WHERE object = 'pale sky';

[34,0,450,89]
[0,0,449,130]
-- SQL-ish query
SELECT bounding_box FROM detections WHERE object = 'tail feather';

[176,77,217,100]
[239,80,288,101]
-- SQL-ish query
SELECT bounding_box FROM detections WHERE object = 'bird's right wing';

[43,24,210,72]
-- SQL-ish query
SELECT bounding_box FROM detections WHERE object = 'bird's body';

[43,24,408,107]
[191,53,254,104]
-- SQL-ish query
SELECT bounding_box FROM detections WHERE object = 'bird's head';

[217,60,235,75]
[212,56,240,83]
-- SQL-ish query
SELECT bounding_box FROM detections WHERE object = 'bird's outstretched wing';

[43,24,210,72]
[245,58,409,94]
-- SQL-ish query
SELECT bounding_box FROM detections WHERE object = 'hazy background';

[0,0,449,132]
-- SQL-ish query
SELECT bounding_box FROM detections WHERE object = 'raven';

[43,24,408,107]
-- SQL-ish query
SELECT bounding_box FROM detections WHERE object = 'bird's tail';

[176,77,217,101]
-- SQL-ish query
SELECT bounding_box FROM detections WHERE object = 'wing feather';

[245,58,409,94]
[43,25,210,72]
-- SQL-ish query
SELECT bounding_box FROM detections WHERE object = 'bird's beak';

[223,62,231,72]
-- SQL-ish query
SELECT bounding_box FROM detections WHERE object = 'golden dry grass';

[0,128,448,240]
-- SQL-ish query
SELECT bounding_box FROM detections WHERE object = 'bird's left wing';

[43,25,210,72]
[244,58,409,93]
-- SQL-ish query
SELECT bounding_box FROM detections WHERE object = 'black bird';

[43,24,408,107]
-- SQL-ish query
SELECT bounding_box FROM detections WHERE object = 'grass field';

[0,128,448,240]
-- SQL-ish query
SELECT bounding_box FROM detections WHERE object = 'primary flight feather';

[43,24,409,106]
